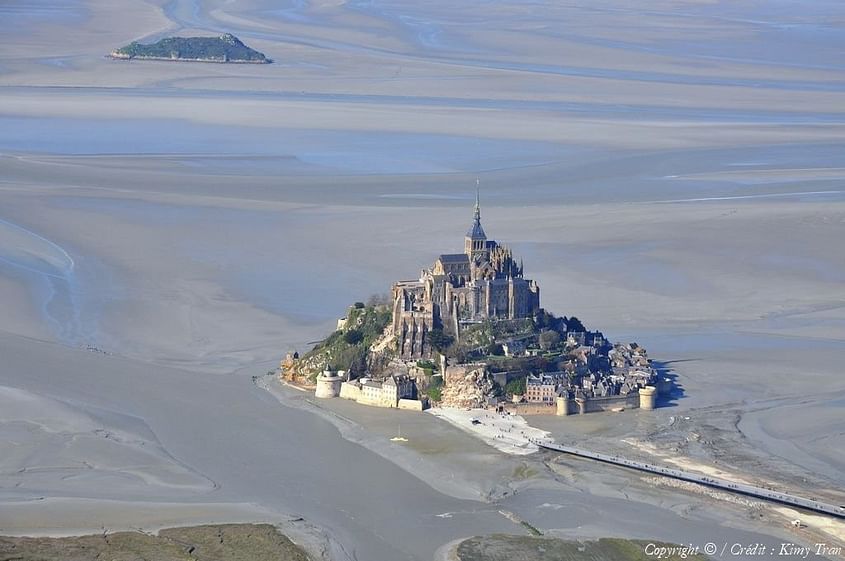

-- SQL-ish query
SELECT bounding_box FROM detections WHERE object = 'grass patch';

[456,535,711,561]
[0,523,310,561]
[520,521,543,536]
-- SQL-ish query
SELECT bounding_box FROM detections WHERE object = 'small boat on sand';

[390,425,408,442]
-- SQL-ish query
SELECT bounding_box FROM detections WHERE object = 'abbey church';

[392,191,540,358]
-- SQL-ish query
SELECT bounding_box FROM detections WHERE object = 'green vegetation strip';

[456,535,710,561]
[0,523,310,561]
[520,521,543,536]
[303,303,392,379]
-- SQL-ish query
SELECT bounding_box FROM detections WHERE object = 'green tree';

[539,329,561,351]
[534,309,559,331]
[427,329,454,353]
[487,343,504,356]
[505,377,526,396]
[416,359,437,373]
[566,316,587,333]
[343,329,364,345]
[426,376,444,402]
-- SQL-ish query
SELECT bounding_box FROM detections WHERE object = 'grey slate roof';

[438,253,470,263]
[466,221,486,239]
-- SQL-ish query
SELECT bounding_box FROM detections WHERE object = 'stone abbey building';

[392,191,540,358]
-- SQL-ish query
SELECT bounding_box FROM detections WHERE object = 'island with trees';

[110,34,270,63]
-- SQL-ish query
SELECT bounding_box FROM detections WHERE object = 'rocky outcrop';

[280,351,317,384]
[440,363,495,408]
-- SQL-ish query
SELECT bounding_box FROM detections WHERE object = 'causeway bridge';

[531,438,845,520]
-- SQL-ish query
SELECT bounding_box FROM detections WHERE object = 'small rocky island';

[110,33,270,63]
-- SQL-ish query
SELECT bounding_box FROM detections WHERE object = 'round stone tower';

[638,386,657,410]
[555,396,571,416]
[315,370,342,398]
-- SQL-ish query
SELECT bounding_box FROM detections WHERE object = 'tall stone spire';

[466,179,486,240]
[473,177,481,226]
[465,178,487,256]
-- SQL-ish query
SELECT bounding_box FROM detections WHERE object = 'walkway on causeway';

[531,438,845,520]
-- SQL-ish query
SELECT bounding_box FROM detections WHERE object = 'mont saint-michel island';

[282,192,668,423]
[277,192,845,525]
[110,34,270,63]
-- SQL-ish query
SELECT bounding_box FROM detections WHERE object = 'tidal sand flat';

[0,385,213,499]
[1,0,844,559]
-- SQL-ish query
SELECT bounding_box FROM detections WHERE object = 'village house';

[341,374,416,408]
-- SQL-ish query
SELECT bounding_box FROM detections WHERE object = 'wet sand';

[1,0,844,559]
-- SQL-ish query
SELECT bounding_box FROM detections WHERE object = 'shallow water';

[0,218,84,343]
[0,0,86,31]
[0,115,567,174]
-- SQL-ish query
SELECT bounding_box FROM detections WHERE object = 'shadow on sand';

[651,359,693,408]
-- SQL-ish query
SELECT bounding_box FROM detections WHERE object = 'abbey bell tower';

[464,185,488,261]
[392,180,540,358]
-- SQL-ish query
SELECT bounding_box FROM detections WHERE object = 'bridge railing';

[532,439,845,520]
